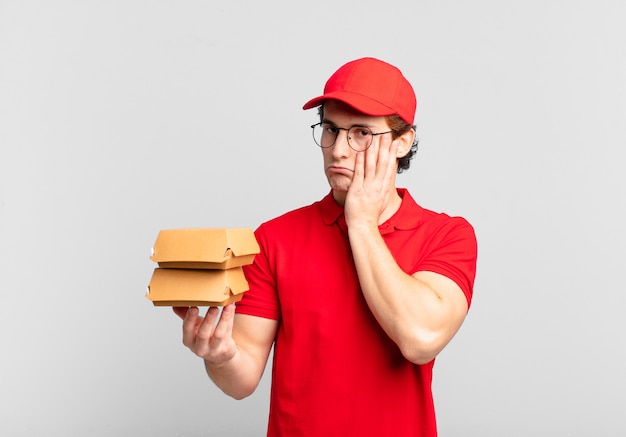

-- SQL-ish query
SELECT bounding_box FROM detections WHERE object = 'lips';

[326,165,354,176]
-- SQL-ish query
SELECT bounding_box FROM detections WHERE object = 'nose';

[331,128,352,158]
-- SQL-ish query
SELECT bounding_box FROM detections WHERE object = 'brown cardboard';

[150,228,260,269]
[147,267,249,306]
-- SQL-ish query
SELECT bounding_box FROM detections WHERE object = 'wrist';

[347,219,380,239]
[204,345,239,370]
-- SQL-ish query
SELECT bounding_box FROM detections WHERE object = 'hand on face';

[344,133,399,229]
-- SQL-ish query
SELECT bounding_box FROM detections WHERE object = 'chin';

[327,177,351,194]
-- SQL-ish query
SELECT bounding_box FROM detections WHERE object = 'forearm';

[348,224,463,364]
[205,344,266,400]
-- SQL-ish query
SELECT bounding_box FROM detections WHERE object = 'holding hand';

[173,304,238,365]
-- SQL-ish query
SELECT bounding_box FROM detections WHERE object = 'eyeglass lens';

[312,123,373,151]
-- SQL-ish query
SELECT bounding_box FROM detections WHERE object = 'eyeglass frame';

[310,122,397,152]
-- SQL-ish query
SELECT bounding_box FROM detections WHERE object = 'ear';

[395,128,416,159]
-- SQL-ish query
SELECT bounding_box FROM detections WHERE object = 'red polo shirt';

[237,189,477,437]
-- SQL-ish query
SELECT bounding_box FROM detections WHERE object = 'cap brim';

[302,91,396,117]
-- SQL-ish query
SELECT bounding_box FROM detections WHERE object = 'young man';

[174,57,478,436]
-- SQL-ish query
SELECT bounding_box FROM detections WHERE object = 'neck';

[378,189,403,224]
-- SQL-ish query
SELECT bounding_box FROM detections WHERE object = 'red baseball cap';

[302,57,417,125]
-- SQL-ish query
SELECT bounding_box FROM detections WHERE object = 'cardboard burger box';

[149,228,260,269]
[146,228,260,306]
[148,267,250,306]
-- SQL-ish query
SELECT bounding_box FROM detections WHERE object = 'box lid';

[150,228,260,268]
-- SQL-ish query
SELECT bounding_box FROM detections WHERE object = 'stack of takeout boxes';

[146,228,260,306]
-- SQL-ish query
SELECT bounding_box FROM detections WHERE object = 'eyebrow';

[321,118,375,129]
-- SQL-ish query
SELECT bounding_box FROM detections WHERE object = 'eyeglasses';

[310,122,395,152]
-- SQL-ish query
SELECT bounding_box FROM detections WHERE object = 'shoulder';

[394,191,477,266]
[253,196,328,244]
[423,208,475,234]
[419,209,478,258]
[261,200,321,228]
[399,189,475,238]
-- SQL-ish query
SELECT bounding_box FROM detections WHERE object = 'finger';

[382,135,399,180]
[372,134,389,178]
[181,307,201,347]
[372,134,394,184]
[173,306,190,320]
[196,306,220,342]
[364,136,378,179]
[197,306,238,360]
[352,149,365,187]
[213,304,236,340]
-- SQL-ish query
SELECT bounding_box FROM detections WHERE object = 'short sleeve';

[414,217,478,307]
[236,225,281,320]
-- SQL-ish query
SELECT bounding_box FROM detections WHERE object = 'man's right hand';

[172,304,278,399]
[173,304,238,365]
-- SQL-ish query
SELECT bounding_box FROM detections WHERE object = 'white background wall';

[1,1,624,435]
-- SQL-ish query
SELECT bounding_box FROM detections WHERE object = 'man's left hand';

[344,133,399,229]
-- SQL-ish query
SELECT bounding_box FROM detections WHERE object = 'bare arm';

[347,225,468,364]
[344,131,469,364]
[173,305,278,400]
